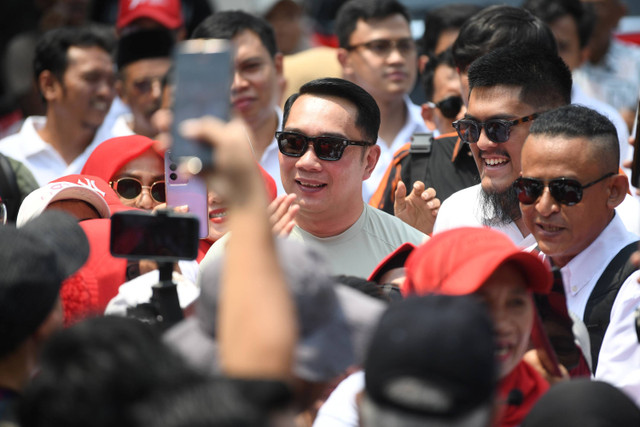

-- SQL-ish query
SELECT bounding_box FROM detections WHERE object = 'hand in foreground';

[394,180,440,235]
[523,349,569,386]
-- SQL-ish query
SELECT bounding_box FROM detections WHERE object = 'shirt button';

[571,286,577,293]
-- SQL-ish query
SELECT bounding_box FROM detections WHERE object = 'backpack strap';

[583,241,639,373]
[0,153,20,222]
[408,132,433,186]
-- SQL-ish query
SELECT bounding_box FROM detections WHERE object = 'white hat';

[17,182,111,227]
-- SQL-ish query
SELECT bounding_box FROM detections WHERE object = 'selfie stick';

[150,262,184,329]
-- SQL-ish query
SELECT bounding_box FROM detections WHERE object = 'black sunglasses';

[428,96,463,119]
[453,113,538,144]
[513,173,615,206]
[276,131,373,161]
[346,38,416,57]
[110,177,166,203]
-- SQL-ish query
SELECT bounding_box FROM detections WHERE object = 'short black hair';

[420,3,483,57]
[529,105,619,171]
[468,44,572,110]
[335,0,410,48]
[191,11,278,58]
[283,77,380,144]
[523,0,596,49]
[34,26,115,83]
[421,48,456,102]
[452,5,557,71]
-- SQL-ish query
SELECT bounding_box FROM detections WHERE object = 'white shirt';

[258,107,285,196]
[433,184,535,247]
[0,116,117,186]
[313,371,364,427]
[363,96,428,202]
[537,215,640,405]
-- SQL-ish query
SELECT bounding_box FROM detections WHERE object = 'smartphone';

[110,210,199,262]
[165,149,209,239]
[170,39,233,173]
[631,95,640,187]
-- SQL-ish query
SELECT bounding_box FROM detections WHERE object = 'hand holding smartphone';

[170,39,232,173]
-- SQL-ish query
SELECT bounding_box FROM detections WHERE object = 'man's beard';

[480,184,522,227]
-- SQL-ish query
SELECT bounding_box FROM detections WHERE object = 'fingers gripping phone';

[165,149,209,239]
[170,39,232,174]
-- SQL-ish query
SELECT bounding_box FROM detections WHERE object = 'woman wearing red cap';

[403,227,558,427]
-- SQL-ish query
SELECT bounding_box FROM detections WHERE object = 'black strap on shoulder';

[0,153,20,222]
[583,241,639,373]
[408,132,433,186]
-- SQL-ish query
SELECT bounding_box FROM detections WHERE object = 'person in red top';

[403,226,555,427]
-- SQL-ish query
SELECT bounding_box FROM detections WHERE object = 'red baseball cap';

[117,0,183,30]
[51,174,135,214]
[403,227,552,297]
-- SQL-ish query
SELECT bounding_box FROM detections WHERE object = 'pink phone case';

[165,150,209,239]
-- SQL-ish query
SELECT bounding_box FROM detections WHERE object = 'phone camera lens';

[169,163,177,171]
[170,173,178,181]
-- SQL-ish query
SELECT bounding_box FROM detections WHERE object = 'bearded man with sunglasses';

[432,45,572,246]
[518,104,640,406]
[276,78,425,278]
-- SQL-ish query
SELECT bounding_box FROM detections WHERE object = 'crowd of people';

[2,0,640,425]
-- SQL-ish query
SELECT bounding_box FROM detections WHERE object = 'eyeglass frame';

[275,131,374,161]
[452,113,539,144]
[513,172,616,206]
[345,37,417,57]
[109,177,166,203]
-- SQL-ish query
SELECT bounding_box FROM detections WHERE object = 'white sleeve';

[594,271,640,405]
[313,371,364,427]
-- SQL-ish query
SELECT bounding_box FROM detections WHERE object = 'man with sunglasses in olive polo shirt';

[518,104,640,406]
[432,45,572,246]
[275,77,425,278]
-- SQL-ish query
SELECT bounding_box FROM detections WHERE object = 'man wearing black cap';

[0,211,89,424]
[114,29,175,138]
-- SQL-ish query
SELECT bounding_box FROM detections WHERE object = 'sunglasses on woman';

[110,177,166,203]
[427,96,463,119]
[276,131,373,161]
[453,113,538,144]
[513,172,615,206]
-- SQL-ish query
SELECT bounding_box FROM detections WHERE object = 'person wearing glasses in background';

[433,45,572,246]
[335,0,429,204]
[517,104,640,406]
[203,77,425,279]
[112,28,174,138]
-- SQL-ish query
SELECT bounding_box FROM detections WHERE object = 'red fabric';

[117,0,183,30]
[197,239,212,263]
[81,135,163,183]
[61,219,128,325]
[496,360,550,427]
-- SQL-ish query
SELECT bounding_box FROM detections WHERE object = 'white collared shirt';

[537,215,640,405]
[363,96,428,202]
[0,116,116,186]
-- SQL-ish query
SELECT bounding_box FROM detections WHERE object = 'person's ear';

[38,70,62,103]
[578,46,590,68]
[273,52,284,76]
[418,54,429,73]
[337,48,352,78]
[607,173,629,209]
[421,103,437,131]
[362,144,380,180]
[115,78,125,102]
